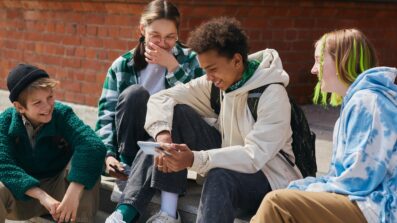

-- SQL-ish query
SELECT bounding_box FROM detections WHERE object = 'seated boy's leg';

[119,104,221,217]
[119,149,157,215]
[151,104,221,194]
[171,104,221,150]
[116,85,151,164]
[197,168,271,223]
[250,189,367,223]
[0,182,50,221]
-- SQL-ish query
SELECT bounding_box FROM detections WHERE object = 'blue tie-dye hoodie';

[288,67,397,223]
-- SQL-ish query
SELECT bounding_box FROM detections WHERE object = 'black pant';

[115,85,151,164]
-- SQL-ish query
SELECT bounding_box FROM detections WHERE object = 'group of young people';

[0,0,395,223]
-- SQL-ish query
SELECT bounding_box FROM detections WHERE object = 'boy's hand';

[39,193,61,217]
[105,156,128,180]
[163,144,194,172]
[155,131,173,172]
[26,187,60,218]
[54,182,84,223]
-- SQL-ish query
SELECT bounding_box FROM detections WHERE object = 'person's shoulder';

[110,49,135,70]
[174,43,197,59]
[0,107,17,125]
[52,102,74,118]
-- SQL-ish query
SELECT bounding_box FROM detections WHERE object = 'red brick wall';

[1,0,396,106]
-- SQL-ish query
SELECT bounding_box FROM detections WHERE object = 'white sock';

[160,191,178,218]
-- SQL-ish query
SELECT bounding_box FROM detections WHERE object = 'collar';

[226,60,260,93]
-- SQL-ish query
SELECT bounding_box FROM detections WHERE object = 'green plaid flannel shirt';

[95,44,204,157]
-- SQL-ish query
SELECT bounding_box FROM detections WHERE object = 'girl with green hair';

[251,28,397,223]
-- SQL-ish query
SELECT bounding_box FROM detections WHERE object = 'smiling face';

[198,50,244,90]
[14,87,55,127]
[311,42,339,93]
[141,19,178,52]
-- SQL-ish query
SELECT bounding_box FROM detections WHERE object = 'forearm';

[26,187,48,201]
[65,182,84,199]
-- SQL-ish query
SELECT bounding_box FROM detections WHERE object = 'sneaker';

[105,211,126,223]
[110,163,131,203]
[146,211,182,223]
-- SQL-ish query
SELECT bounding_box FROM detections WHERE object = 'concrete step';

[99,176,250,223]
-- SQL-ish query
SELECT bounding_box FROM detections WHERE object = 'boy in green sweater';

[0,64,106,223]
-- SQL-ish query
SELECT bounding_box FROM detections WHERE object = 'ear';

[139,24,145,37]
[13,101,26,114]
[232,53,243,68]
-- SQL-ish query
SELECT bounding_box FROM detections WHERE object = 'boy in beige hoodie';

[110,17,302,223]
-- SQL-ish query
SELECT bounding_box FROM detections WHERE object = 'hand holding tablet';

[137,141,172,156]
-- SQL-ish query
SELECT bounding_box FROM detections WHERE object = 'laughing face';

[198,50,244,90]
[15,88,55,127]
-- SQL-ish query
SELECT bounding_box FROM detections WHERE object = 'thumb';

[174,144,189,151]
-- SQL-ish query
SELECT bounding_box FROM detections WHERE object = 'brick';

[84,14,105,25]
[62,36,81,46]
[284,30,297,41]
[119,27,135,39]
[81,82,101,94]
[62,80,81,93]
[103,39,129,51]
[62,58,81,69]
[6,9,22,19]
[104,15,137,27]
[74,47,85,57]
[104,3,144,15]
[97,27,109,37]
[65,23,77,35]
[85,95,99,107]
[87,26,97,36]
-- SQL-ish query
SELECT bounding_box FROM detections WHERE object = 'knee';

[118,85,149,105]
[0,182,12,203]
[204,168,234,188]
[173,104,195,116]
[262,189,292,207]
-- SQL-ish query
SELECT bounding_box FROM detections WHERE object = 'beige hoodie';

[145,49,302,190]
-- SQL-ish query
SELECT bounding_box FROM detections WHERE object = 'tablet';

[137,141,171,156]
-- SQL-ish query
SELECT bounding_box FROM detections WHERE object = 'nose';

[157,39,167,48]
[311,63,318,76]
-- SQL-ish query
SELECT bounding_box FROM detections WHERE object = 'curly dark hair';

[187,17,249,66]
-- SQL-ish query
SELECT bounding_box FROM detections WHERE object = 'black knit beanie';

[7,64,49,102]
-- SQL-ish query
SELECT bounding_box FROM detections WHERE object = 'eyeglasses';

[147,34,178,45]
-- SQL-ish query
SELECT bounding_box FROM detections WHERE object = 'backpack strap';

[210,83,221,115]
[247,83,283,121]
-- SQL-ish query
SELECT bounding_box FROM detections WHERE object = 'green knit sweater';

[0,102,106,200]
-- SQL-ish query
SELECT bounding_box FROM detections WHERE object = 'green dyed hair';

[313,29,378,106]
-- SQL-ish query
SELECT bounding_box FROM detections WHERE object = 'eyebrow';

[148,31,177,35]
[203,64,216,70]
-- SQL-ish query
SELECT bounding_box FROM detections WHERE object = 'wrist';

[67,182,85,197]
[189,151,194,168]
[167,60,179,73]
[155,130,171,142]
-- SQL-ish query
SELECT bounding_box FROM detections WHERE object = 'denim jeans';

[197,168,271,223]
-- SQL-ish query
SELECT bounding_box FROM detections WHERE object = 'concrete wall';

[1,0,396,106]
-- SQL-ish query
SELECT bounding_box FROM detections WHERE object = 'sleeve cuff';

[165,65,183,79]
[146,121,171,139]
[190,151,210,176]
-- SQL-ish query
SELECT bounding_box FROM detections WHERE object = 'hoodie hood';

[226,49,289,96]
[344,67,397,107]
